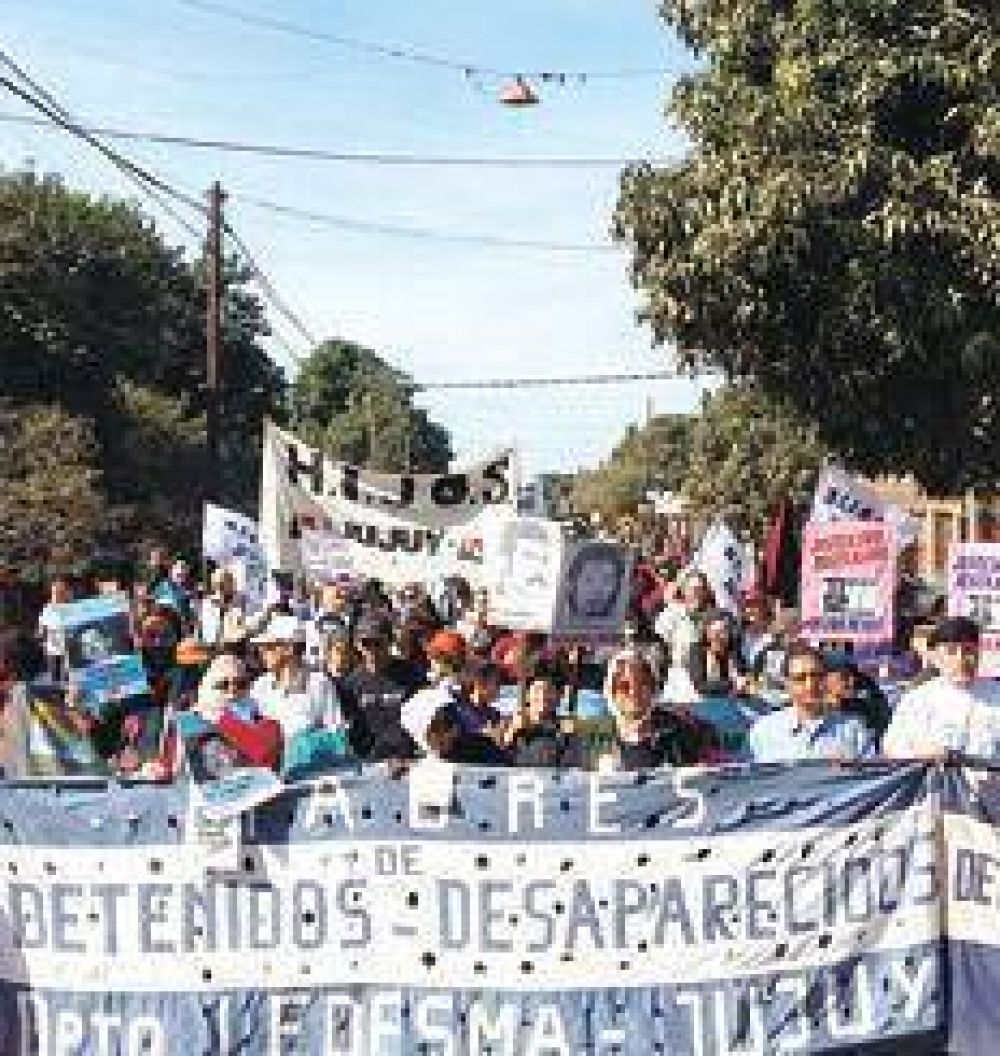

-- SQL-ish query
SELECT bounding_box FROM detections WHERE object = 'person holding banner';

[504,662,584,769]
[37,575,73,682]
[340,616,419,763]
[604,650,716,769]
[884,617,1000,761]
[249,614,344,749]
[748,644,873,763]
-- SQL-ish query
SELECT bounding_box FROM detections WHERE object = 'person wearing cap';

[157,653,283,779]
[884,617,1000,760]
[400,630,469,752]
[748,643,873,763]
[249,614,343,748]
[340,616,419,763]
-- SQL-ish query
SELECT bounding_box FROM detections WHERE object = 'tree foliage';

[573,386,826,538]
[683,384,828,538]
[615,0,1000,493]
[0,403,110,573]
[290,339,452,472]
[572,414,693,520]
[0,169,286,562]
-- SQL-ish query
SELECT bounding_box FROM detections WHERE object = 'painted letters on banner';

[800,521,896,644]
[948,542,1000,676]
[260,420,517,585]
[4,763,1000,1053]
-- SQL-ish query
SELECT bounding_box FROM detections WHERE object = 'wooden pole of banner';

[206,181,226,492]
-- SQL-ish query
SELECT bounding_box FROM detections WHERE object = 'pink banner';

[800,522,896,645]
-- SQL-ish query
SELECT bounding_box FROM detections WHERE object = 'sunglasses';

[213,678,247,691]
[789,670,825,683]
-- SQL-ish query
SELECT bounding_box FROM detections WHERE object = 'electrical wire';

[0,111,659,168]
[0,50,316,362]
[0,57,207,240]
[414,371,684,391]
[222,223,317,352]
[176,0,669,82]
[231,194,618,254]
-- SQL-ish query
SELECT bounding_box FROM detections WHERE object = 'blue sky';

[2,0,708,475]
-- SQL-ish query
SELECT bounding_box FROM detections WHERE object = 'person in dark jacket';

[425,704,511,766]
[503,662,584,769]
[824,650,892,739]
[605,650,719,769]
[340,616,419,762]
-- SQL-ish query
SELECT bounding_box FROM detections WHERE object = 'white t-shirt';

[38,604,65,659]
[251,669,342,741]
[883,676,1000,759]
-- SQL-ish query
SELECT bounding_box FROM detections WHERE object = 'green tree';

[682,385,827,540]
[0,169,286,552]
[0,402,110,575]
[572,413,693,520]
[290,339,452,472]
[615,0,1000,493]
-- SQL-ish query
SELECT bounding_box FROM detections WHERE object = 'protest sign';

[489,519,631,637]
[948,542,1000,676]
[812,465,918,547]
[2,762,999,1053]
[42,596,149,714]
[552,538,633,637]
[693,520,751,614]
[801,521,896,644]
[260,420,517,586]
[202,503,261,564]
[298,527,354,583]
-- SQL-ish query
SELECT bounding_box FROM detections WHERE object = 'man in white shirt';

[884,617,1000,760]
[655,569,713,671]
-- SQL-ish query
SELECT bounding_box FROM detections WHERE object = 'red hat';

[217,711,283,771]
[426,630,468,662]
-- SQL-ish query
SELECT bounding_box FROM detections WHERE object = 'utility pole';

[205,181,225,486]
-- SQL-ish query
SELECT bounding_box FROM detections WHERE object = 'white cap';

[250,613,305,646]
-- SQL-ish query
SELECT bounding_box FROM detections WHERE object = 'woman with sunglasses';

[153,653,282,779]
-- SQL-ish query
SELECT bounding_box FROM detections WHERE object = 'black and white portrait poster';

[552,539,633,637]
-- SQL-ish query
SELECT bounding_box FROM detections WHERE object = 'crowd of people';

[0,544,997,784]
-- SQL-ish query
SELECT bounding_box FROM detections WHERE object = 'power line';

[176,0,669,82]
[0,111,659,169]
[0,57,207,240]
[414,371,685,392]
[231,194,617,254]
[222,224,317,351]
[0,50,315,363]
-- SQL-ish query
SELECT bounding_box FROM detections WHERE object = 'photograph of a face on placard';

[554,540,632,635]
[820,576,880,619]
